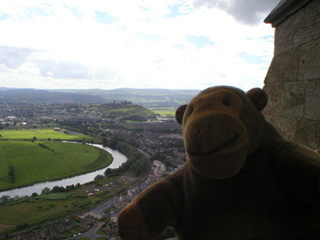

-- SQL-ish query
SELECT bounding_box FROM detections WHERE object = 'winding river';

[0,144,127,198]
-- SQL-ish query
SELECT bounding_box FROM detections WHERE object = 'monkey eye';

[222,98,231,106]
[188,106,194,115]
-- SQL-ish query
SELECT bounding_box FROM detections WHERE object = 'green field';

[0,129,92,140]
[151,108,175,116]
[0,196,92,226]
[0,141,113,191]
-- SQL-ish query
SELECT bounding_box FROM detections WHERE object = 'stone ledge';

[264,0,312,27]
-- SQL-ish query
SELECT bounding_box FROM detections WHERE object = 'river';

[0,143,127,198]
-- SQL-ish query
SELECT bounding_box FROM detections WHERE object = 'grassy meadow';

[0,129,92,140]
[0,194,93,226]
[149,107,176,116]
[0,130,112,191]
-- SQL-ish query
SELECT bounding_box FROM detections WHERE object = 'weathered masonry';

[263,0,320,149]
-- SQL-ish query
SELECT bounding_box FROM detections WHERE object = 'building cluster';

[0,103,100,123]
[1,102,186,239]
[0,101,157,129]
[105,121,186,169]
[77,160,169,237]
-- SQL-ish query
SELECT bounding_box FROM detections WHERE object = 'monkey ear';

[246,88,268,111]
[175,104,187,124]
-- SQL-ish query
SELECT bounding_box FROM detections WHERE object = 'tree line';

[103,136,148,177]
[38,143,55,152]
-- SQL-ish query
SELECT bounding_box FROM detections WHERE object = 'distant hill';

[0,88,201,112]
[52,88,201,108]
[0,89,106,104]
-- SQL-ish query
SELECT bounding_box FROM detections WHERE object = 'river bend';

[0,144,127,198]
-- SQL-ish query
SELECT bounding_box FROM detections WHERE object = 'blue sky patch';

[140,6,151,12]
[135,32,164,42]
[64,5,82,19]
[259,35,273,40]
[166,3,192,18]
[186,35,215,48]
[239,52,270,64]
[0,14,10,21]
[23,6,53,20]
[95,11,117,24]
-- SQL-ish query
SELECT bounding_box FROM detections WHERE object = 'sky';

[0,0,280,91]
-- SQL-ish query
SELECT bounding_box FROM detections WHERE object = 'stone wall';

[263,0,320,149]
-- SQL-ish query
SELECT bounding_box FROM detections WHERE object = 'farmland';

[0,129,92,141]
[0,193,92,226]
[0,130,112,191]
[0,89,187,239]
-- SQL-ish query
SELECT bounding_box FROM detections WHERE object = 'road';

[65,221,108,240]
[66,147,153,239]
[89,197,118,219]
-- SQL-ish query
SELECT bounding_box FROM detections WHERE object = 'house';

[110,212,118,223]
[120,194,130,202]
[15,231,47,240]
[152,160,167,176]
[105,222,118,234]
[127,187,138,200]
[79,215,96,230]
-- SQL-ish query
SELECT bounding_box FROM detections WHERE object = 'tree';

[94,174,104,181]
[51,186,66,193]
[0,195,10,203]
[104,168,112,176]
[8,166,15,183]
[31,192,38,197]
[66,184,75,191]
[41,187,50,194]
[110,137,118,149]
[103,138,107,147]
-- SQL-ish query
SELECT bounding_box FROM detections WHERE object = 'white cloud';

[193,0,280,24]
[0,0,278,91]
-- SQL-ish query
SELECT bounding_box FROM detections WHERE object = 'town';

[0,100,186,240]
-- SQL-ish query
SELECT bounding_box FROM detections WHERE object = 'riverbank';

[0,144,127,198]
[0,173,137,238]
[0,142,113,193]
[0,145,129,237]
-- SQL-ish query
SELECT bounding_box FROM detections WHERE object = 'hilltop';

[0,88,200,112]
[53,88,200,108]
[0,88,106,104]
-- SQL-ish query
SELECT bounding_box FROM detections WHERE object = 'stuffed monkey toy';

[118,86,320,240]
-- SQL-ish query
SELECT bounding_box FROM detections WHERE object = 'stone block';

[274,15,295,55]
[294,0,320,46]
[264,48,299,85]
[304,85,320,120]
[263,82,305,118]
[264,0,320,149]
[263,113,297,142]
[295,118,320,149]
[298,38,320,81]
[301,78,320,91]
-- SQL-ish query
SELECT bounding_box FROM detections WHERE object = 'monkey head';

[175,86,268,179]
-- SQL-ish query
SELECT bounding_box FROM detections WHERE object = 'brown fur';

[118,86,320,240]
